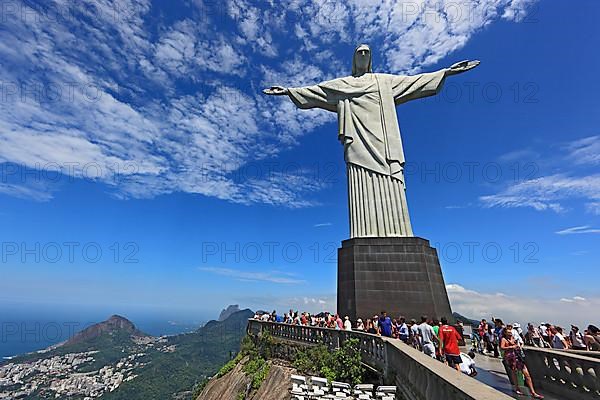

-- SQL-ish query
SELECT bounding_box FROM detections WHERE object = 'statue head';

[352,44,372,76]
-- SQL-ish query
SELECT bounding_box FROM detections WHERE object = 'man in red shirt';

[439,317,463,371]
[478,319,488,354]
[300,313,308,326]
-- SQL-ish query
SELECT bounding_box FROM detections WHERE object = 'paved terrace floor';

[473,353,560,400]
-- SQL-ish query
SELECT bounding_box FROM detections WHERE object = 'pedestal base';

[337,237,453,322]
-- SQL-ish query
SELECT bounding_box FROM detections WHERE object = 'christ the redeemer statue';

[264,44,479,238]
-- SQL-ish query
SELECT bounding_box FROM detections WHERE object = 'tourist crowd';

[473,318,600,354]
[252,311,478,378]
[253,310,600,353]
[254,310,600,398]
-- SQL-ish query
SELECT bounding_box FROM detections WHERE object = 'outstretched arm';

[263,83,338,112]
[391,60,480,104]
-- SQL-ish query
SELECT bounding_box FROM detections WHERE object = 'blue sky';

[1,0,599,327]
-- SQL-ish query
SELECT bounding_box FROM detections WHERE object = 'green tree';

[292,339,364,385]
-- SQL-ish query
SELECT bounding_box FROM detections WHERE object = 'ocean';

[0,303,211,360]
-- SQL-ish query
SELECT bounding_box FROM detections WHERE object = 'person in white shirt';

[552,326,569,349]
[417,316,439,358]
[539,323,549,346]
[398,317,409,343]
[569,325,586,350]
[410,319,421,349]
[507,325,524,346]
[513,323,524,338]
[344,316,353,331]
[356,318,364,331]
[459,351,478,377]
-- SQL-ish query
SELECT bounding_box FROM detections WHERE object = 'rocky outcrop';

[219,305,241,321]
[250,363,294,400]
[197,357,250,400]
[197,359,294,400]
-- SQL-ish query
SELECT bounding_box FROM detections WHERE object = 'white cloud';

[258,97,334,145]
[566,135,600,166]
[571,250,589,257]
[342,0,539,73]
[481,135,600,214]
[199,267,306,285]
[560,296,586,303]
[444,204,471,210]
[153,20,247,77]
[586,202,600,215]
[233,293,337,314]
[559,298,573,303]
[502,0,538,22]
[497,149,540,163]
[480,174,600,213]
[225,0,280,56]
[555,226,600,235]
[0,182,54,202]
[261,57,332,88]
[238,171,326,208]
[447,284,599,328]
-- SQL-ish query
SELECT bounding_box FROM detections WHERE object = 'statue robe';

[287,70,447,238]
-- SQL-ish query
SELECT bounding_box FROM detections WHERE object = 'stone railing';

[524,346,600,400]
[566,349,600,359]
[248,320,387,370]
[247,319,512,400]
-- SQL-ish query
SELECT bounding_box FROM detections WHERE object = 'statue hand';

[263,86,289,96]
[447,60,480,75]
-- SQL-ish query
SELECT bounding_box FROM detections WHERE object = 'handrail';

[565,349,600,359]
[247,319,513,400]
[524,346,600,400]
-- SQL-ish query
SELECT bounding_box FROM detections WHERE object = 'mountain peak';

[63,315,147,347]
[218,305,241,321]
[202,308,254,331]
[107,314,135,325]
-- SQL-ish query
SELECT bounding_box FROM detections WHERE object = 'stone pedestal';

[337,237,453,322]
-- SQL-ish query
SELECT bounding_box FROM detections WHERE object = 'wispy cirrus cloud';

[555,226,600,235]
[559,296,586,303]
[566,135,600,166]
[481,134,600,214]
[586,202,600,215]
[497,149,540,163]
[480,174,600,213]
[199,267,306,285]
[0,181,54,202]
